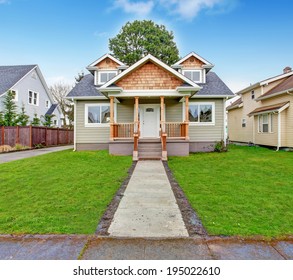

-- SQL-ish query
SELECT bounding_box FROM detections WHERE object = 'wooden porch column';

[134,97,139,134]
[133,97,139,161]
[110,96,115,140]
[184,96,189,139]
[160,96,165,133]
[160,96,167,160]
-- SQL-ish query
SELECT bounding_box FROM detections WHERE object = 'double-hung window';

[188,102,215,125]
[97,71,117,85]
[182,70,202,83]
[28,90,38,106]
[258,113,273,133]
[85,104,110,127]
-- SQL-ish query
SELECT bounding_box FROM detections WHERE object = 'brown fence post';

[45,127,48,146]
[29,125,33,148]
[1,126,4,145]
[66,129,69,144]
[16,126,20,144]
[57,128,59,145]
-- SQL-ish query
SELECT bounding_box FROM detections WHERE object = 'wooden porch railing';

[164,122,189,138]
[111,123,135,139]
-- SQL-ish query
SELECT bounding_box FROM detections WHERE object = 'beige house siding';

[189,99,224,141]
[228,78,293,147]
[165,99,183,122]
[259,94,293,147]
[228,107,253,143]
[254,114,278,146]
[117,100,134,123]
[76,100,110,144]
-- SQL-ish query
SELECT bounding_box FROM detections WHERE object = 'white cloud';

[159,0,234,20]
[93,31,109,38]
[113,0,154,17]
[0,0,9,4]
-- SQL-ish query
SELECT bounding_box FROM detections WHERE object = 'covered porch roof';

[248,101,290,116]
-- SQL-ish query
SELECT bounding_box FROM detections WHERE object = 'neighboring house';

[227,67,293,149]
[67,52,234,159]
[0,65,62,127]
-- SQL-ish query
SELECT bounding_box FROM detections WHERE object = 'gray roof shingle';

[46,104,58,115]
[66,74,103,97]
[0,65,37,95]
[196,72,234,96]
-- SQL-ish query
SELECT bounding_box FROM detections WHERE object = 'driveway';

[0,145,73,164]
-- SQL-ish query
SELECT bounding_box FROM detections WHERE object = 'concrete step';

[138,152,162,159]
[138,147,162,152]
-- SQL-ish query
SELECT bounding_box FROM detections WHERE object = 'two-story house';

[227,67,293,149]
[0,65,62,127]
[67,52,234,160]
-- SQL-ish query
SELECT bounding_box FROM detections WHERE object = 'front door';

[140,104,160,138]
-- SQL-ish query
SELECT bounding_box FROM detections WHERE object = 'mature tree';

[3,90,18,126]
[0,111,4,126]
[109,20,180,65]
[31,113,41,126]
[41,114,55,127]
[16,104,30,126]
[49,82,73,127]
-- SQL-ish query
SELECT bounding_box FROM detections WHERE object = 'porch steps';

[138,140,162,160]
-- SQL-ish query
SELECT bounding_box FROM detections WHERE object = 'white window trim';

[84,103,111,127]
[183,102,215,126]
[242,118,246,128]
[97,70,118,85]
[28,90,39,106]
[182,69,203,83]
[45,100,50,108]
[53,119,58,126]
[258,113,273,133]
[10,89,18,102]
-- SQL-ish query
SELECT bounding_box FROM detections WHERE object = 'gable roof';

[173,52,214,68]
[0,65,37,95]
[66,74,105,99]
[256,75,293,100]
[195,72,234,97]
[100,54,201,90]
[248,101,290,116]
[226,97,243,110]
[46,104,58,115]
[237,70,293,95]
[87,53,126,68]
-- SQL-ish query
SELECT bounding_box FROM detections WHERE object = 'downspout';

[73,99,77,151]
[223,98,227,146]
[252,115,255,144]
[277,111,281,151]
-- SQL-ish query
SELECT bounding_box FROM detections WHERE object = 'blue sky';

[0,0,293,92]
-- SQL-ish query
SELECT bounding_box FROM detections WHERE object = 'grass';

[168,145,293,238]
[0,150,132,234]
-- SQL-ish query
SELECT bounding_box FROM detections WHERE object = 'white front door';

[140,104,160,138]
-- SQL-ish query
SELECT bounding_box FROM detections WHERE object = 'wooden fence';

[0,126,73,148]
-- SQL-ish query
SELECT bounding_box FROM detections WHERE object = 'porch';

[108,96,190,160]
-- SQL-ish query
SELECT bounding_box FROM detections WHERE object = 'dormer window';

[97,70,117,85]
[182,69,202,83]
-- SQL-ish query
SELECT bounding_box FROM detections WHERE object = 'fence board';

[0,126,73,148]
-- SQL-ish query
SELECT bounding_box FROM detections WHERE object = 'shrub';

[214,140,228,152]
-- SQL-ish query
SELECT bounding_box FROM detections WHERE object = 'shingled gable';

[172,52,214,71]
[99,54,201,92]
[86,53,127,75]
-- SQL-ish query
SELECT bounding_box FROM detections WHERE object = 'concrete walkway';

[108,160,189,237]
[0,145,73,164]
[0,235,292,260]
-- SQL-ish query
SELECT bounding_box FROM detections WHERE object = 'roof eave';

[256,88,293,101]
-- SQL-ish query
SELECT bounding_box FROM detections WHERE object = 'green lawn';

[0,150,132,234]
[168,145,293,238]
